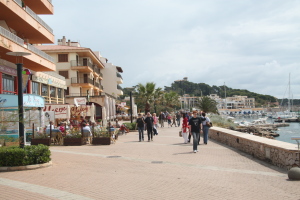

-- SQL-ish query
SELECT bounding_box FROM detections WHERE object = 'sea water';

[233,115,300,145]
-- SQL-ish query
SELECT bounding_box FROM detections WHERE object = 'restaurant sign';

[0,94,45,108]
[43,104,91,118]
[0,65,17,76]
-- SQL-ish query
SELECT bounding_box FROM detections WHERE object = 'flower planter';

[31,138,51,146]
[63,138,83,146]
[92,137,111,145]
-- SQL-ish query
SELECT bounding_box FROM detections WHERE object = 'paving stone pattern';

[1,123,300,200]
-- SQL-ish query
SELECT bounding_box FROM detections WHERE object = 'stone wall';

[209,127,300,170]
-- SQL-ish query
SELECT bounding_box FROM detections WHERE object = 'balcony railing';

[94,81,100,88]
[67,93,102,97]
[13,0,53,33]
[27,44,54,63]
[0,26,24,46]
[71,77,93,85]
[71,60,93,68]
[99,72,103,78]
[0,26,54,63]
[117,85,123,90]
[116,72,123,79]
[93,66,100,74]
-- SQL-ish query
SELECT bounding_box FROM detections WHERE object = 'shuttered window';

[59,71,69,79]
[58,54,68,62]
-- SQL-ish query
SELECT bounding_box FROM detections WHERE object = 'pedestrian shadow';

[172,143,191,146]
[173,152,194,155]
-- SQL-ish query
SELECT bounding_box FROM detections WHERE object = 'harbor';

[232,115,300,145]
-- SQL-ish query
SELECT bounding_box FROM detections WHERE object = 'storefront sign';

[32,73,67,89]
[0,94,45,108]
[0,65,17,76]
[74,98,86,106]
[43,104,91,118]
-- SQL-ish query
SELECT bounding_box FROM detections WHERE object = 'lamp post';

[6,52,31,148]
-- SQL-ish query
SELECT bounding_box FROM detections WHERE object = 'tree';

[198,96,219,114]
[163,91,180,111]
[136,82,160,113]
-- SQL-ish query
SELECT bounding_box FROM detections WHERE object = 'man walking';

[159,112,165,128]
[144,112,154,142]
[136,113,145,142]
[176,112,181,127]
[188,111,202,153]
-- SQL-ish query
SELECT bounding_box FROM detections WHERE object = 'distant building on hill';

[209,94,255,109]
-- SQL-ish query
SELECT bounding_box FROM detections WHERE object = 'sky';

[40,0,300,98]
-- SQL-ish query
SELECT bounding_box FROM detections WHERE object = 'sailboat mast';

[288,73,291,112]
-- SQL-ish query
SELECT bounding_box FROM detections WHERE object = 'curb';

[0,161,52,172]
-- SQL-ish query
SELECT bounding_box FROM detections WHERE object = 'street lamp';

[6,52,31,148]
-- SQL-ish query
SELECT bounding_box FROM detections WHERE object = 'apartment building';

[37,37,122,120]
[0,0,67,103]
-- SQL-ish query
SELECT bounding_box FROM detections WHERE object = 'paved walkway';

[1,124,300,200]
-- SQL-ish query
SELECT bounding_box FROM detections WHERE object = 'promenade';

[1,124,300,200]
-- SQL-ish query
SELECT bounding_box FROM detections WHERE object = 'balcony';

[117,85,123,90]
[93,66,103,79]
[71,77,94,88]
[116,72,123,84]
[0,0,54,43]
[71,60,93,73]
[23,0,54,14]
[0,26,55,71]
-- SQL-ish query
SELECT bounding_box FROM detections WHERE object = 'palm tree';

[136,82,157,113]
[153,87,164,113]
[164,91,180,111]
[198,96,219,114]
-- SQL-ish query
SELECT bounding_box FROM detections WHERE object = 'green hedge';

[123,122,137,130]
[0,144,51,167]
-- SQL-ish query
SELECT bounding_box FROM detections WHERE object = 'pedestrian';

[153,113,159,135]
[159,112,165,128]
[201,112,211,145]
[176,112,181,127]
[171,113,177,127]
[144,112,154,142]
[187,112,193,142]
[188,111,202,153]
[182,113,189,143]
[136,113,145,142]
[167,114,172,128]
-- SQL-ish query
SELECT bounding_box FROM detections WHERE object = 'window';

[32,82,40,95]
[2,74,14,94]
[59,71,69,79]
[65,87,69,95]
[50,86,56,97]
[58,54,68,62]
[41,84,48,96]
[58,88,62,98]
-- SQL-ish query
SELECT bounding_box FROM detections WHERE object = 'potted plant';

[64,129,83,146]
[31,133,51,146]
[92,127,111,145]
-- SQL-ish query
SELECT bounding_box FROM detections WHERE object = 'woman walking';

[167,114,172,128]
[182,113,189,143]
[201,112,211,145]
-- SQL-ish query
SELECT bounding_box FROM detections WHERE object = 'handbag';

[206,121,212,127]
[179,130,182,137]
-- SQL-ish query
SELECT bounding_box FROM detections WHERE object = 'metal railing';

[0,26,54,63]
[116,72,123,79]
[117,85,123,90]
[28,44,54,63]
[25,7,53,33]
[0,26,24,46]
[71,77,93,85]
[67,93,101,97]
[71,60,93,68]
[99,72,103,78]
[13,0,53,33]
[93,66,100,74]
[94,82,100,88]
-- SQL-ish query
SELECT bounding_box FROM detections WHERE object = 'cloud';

[41,0,300,98]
